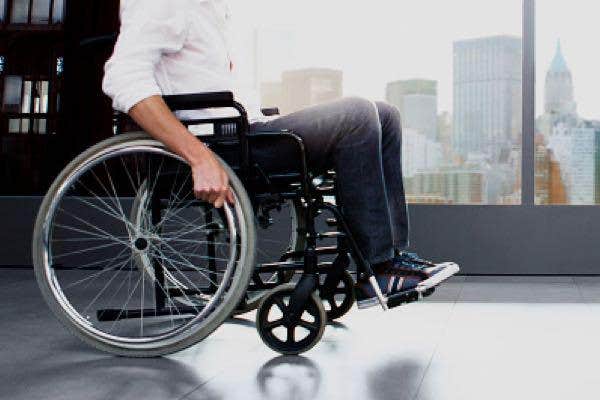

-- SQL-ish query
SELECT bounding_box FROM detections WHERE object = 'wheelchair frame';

[152,92,388,316]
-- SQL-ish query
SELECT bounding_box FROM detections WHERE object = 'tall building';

[537,40,579,138]
[386,79,438,141]
[569,127,600,204]
[453,36,522,160]
[535,133,567,204]
[279,68,343,115]
[402,128,442,177]
[547,124,600,205]
[545,41,577,117]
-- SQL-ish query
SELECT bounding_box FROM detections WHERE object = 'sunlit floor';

[4,269,600,400]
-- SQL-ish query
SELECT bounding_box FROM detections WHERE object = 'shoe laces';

[398,252,435,267]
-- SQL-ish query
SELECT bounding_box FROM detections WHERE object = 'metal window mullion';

[18,75,26,134]
[6,0,12,24]
[522,0,536,205]
[30,79,37,133]
[27,0,32,24]
[48,0,53,24]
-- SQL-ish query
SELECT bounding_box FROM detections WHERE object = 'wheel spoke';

[273,297,287,314]
[286,325,296,343]
[327,298,337,311]
[265,319,284,330]
[298,319,319,332]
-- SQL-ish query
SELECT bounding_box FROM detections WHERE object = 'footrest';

[387,290,421,309]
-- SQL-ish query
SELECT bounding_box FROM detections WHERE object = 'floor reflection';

[6,355,220,400]
[367,359,428,400]
[256,356,322,400]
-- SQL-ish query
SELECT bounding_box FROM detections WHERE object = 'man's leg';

[375,101,410,251]
[251,97,395,265]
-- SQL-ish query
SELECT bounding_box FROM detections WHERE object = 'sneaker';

[355,253,460,309]
[394,252,460,293]
[355,263,426,309]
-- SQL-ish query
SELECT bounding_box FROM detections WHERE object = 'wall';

[3,198,600,274]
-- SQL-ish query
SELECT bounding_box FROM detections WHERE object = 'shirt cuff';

[113,83,163,113]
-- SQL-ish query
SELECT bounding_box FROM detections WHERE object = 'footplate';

[387,289,421,309]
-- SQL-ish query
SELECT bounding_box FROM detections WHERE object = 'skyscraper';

[453,36,522,160]
[569,127,600,204]
[402,128,443,177]
[545,41,577,117]
[536,40,579,138]
[535,133,567,205]
[279,68,343,115]
[547,124,600,205]
[386,79,438,141]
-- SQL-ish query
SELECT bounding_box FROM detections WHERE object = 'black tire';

[320,271,355,321]
[256,284,326,355]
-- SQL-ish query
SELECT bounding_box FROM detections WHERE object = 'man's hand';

[190,146,235,208]
[128,96,235,208]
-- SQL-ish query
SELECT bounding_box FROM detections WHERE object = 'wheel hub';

[133,237,149,252]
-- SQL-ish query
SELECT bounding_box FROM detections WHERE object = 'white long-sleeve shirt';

[102,0,261,121]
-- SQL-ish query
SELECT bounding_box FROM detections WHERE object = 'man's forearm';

[128,95,207,167]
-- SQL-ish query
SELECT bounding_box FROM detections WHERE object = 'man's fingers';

[226,189,235,205]
[214,196,225,209]
[194,189,207,201]
[207,191,219,205]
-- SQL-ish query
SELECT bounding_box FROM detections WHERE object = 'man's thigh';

[250,97,373,173]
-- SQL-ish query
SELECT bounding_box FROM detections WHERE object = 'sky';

[228,0,599,120]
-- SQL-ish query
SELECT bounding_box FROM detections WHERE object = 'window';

[3,76,50,134]
[7,0,63,24]
[2,75,23,113]
[56,56,63,76]
[51,0,62,23]
[535,1,600,205]
[31,0,51,24]
[230,0,523,204]
[0,0,6,22]
[10,0,28,23]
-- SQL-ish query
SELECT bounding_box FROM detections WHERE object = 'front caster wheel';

[256,284,326,355]
[320,271,355,321]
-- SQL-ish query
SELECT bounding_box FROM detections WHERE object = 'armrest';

[163,92,235,111]
[261,107,280,117]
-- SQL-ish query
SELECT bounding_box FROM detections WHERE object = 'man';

[102,0,459,308]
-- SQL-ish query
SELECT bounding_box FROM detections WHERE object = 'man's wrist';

[183,136,210,168]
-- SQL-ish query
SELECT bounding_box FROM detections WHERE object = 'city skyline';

[258,33,524,204]
[229,0,599,121]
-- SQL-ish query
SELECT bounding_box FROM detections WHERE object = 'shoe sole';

[415,262,460,293]
[356,263,460,310]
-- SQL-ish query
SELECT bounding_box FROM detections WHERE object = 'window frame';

[3,75,52,135]
[2,0,64,26]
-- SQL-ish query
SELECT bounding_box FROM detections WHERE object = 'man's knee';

[376,101,402,130]
[339,97,380,132]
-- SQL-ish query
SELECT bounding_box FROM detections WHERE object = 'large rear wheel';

[32,133,255,357]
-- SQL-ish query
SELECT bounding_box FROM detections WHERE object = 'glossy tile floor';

[4,269,600,400]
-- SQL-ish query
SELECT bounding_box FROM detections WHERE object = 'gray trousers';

[250,97,409,264]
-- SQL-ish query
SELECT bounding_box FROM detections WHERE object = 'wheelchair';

[32,92,422,357]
